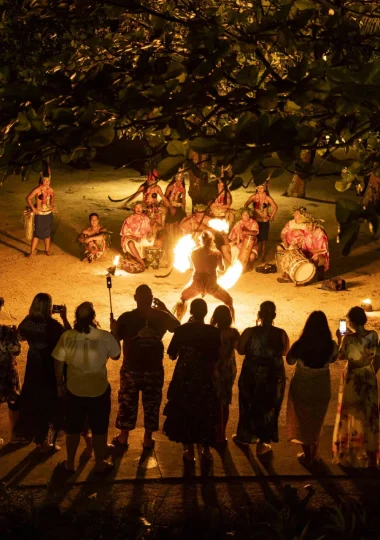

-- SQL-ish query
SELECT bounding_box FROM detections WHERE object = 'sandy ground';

[1,163,380,443]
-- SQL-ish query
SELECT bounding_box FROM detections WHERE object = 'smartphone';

[339,319,347,335]
[106,276,112,289]
[52,304,63,314]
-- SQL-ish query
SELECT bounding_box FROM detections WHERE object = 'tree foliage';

[0,0,380,192]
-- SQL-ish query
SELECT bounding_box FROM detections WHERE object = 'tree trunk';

[188,150,208,209]
[362,172,380,211]
[283,149,316,198]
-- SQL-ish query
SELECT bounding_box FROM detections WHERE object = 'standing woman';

[15,293,71,451]
[26,167,56,257]
[333,306,380,468]
[164,169,187,238]
[211,305,240,444]
[163,299,221,463]
[286,311,338,466]
[233,301,289,454]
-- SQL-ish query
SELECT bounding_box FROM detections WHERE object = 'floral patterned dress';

[229,218,259,261]
[332,331,379,467]
[78,225,108,262]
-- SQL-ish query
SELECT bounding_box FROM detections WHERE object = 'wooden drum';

[281,249,316,284]
[238,235,255,271]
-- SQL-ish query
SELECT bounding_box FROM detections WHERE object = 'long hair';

[74,302,98,334]
[29,293,52,321]
[200,230,215,249]
[293,311,334,368]
[211,305,232,330]
[168,171,185,190]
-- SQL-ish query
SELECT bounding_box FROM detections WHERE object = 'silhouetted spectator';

[286,311,338,466]
[233,301,289,454]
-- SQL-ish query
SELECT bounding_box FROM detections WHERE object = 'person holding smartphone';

[14,293,71,452]
[333,306,380,468]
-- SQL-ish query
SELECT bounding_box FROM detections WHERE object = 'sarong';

[34,213,53,239]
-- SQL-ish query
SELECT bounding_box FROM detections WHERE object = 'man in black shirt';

[111,284,179,448]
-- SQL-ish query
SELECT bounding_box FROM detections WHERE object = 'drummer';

[221,208,259,268]
[277,207,308,283]
[120,202,162,270]
[302,219,330,281]
[244,179,278,262]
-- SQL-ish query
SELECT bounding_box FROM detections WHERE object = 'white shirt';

[53,327,120,397]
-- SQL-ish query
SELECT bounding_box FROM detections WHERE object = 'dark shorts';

[34,213,53,239]
[165,207,186,224]
[257,221,270,242]
[65,385,111,435]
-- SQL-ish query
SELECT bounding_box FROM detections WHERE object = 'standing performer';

[209,176,235,227]
[25,168,55,257]
[244,181,278,262]
[173,231,234,322]
[164,169,187,236]
[302,220,330,281]
[127,170,173,228]
[78,213,109,263]
[120,202,161,270]
[221,209,259,268]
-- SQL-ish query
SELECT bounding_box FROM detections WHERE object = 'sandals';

[111,436,129,448]
[277,277,292,284]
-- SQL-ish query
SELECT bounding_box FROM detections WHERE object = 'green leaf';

[235,65,258,87]
[88,125,115,147]
[257,90,278,110]
[157,156,184,178]
[167,140,186,156]
[295,0,316,10]
[190,137,222,153]
[335,180,352,192]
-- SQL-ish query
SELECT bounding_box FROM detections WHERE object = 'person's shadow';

[0,229,29,255]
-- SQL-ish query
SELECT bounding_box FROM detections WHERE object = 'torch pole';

[108,287,113,320]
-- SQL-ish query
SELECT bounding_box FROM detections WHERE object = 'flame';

[218,261,243,290]
[209,218,229,234]
[173,234,196,272]
[362,298,371,304]
[113,255,120,266]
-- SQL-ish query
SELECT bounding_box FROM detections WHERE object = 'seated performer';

[277,207,308,283]
[173,230,234,322]
[209,175,235,227]
[78,213,109,263]
[164,169,187,235]
[127,170,173,228]
[244,181,278,262]
[120,202,162,270]
[221,209,259,267]
[302,220,330,281]
[179,204,211,241]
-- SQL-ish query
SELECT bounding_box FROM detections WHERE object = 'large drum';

[238,235,255,271]
[145,247,165,270]
[281,249,316,284]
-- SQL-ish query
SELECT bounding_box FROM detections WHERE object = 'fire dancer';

[120,202,162,270]
[173,231,235,322]
[221,209,259,267]
[127,170,173,228]
[244,181,278,262]
[78,213,110,263]
[25,167,55,257]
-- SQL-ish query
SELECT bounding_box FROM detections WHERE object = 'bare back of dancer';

[192,246,223,277]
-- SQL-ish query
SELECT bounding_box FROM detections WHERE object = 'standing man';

[26,168,56,257]
[173,230,235,322]
[111,285,179,449]
[244,182,278,262]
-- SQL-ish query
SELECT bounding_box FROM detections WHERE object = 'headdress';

[147,169,159,182]
[194,204,207,213]
[292,206,325,226]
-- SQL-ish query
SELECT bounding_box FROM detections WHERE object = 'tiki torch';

[106,276,113,319]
